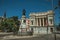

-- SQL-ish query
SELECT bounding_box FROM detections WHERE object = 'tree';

[9,16,20,34]
[0,20,9,32]
[0,16,20,33]
[11,16,18,21]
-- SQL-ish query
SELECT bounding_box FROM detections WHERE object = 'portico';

[35,17,47,26]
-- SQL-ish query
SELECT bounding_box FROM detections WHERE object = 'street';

[0,34,60,40]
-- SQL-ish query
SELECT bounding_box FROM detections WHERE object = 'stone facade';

[29,10,54,34]
[29,10,54,27]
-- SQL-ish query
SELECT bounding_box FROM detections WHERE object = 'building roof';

[29,10,54,16]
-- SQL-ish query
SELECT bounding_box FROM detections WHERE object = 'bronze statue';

[22,9,26,16]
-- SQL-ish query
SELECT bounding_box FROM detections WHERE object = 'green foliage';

[10,16,18,21]
[0,16,20,32]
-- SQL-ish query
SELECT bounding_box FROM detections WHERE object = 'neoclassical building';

[28,10,54,34]
[29,10,54,27]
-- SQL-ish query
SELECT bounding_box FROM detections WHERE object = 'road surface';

[0,34,60,40]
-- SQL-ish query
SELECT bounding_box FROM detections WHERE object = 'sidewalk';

[3,35,37,39]
[0,32,13,37]
[0,32,13,34]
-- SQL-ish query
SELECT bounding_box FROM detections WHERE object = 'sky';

[0,0,60,25]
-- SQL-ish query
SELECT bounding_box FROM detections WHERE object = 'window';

[49,19,53,24]
[31,20,33,25]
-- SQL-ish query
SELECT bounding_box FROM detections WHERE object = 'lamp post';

[51,0,57,40]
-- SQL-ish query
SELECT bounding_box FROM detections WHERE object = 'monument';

[18,9,32,36]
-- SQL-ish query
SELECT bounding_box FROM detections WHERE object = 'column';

[43,18,44,26]
[38,18,40,26]
[35,18,37,26]
[39,18,41,26]
[35,18,36,25]
[34,18,35,26]
[37,18,38,26]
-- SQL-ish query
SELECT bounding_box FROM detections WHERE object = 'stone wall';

[30,26,54,34]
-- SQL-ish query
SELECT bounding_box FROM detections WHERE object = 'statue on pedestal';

[18,9,33,36]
